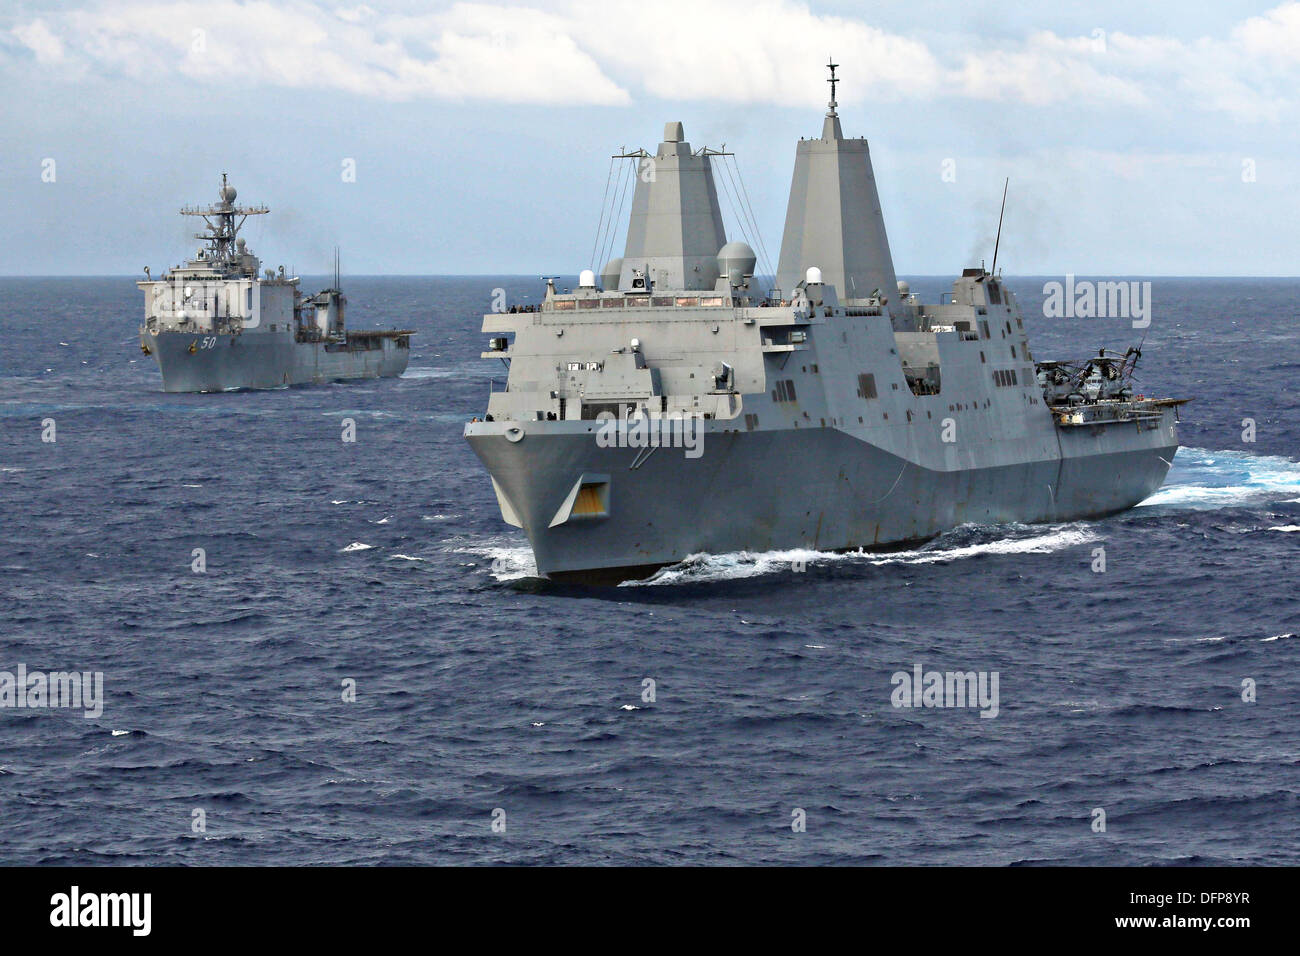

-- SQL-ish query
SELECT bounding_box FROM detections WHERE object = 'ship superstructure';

[138,174,411,392]
[465,67,1185,582]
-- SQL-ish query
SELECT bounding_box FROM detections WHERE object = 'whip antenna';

[991,177,1009,276]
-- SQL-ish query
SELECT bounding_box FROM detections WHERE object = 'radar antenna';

[826,58,840,116]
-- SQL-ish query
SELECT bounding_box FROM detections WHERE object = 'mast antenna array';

[179,172,269,263]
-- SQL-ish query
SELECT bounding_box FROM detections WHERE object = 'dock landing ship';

[465,67,1185,583]
[138,175,411,392]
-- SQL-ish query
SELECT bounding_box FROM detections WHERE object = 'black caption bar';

[0,865,1275,943]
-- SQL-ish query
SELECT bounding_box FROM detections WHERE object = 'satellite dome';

[896,280,910,296]
[220,183,237,202]
[579,269,596,288]
[599,257,624,291]
[805,266,823,285]
[716,241,756,284]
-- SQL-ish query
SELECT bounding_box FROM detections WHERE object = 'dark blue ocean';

[1,275,1296,865]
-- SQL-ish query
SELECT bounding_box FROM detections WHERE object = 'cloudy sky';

[2,0,1298,275]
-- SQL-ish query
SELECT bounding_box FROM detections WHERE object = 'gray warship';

[465,66,1185,583]
[138,175,411,392]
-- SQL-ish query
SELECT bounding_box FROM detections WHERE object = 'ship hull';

[141,329,409,392]
[466,412,1178,583]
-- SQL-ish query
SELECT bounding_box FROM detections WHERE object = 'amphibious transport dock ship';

[465,66,1185,583]
[138,175,411,392]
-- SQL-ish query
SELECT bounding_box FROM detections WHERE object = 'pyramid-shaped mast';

[615,122,729,293]
[776,60,899,309]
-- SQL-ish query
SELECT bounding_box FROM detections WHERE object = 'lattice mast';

[179,173,268,264]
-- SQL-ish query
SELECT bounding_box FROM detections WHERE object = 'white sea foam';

[449,542,537,581]
[401,365,490,381]
[339,542,373,553]
[866,526,1098,566]
[629,548,835,586]
[629,525,1097,586]
[1267,525,1300,532]
[1139,447,1300,510]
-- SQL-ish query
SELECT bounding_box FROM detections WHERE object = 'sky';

[2,0,1298,276]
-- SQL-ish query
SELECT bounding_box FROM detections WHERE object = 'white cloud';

[952,30,1149,108]
[333,5,376,24]
[1234,2,1300,63]
[6,1,629,104]
[5,0,1300,121]
[574,0,944,106]
[11,18,66,64]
